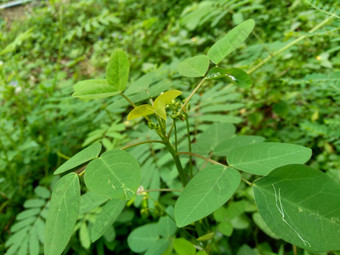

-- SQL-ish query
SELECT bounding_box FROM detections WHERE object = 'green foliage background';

[0,0,339,254]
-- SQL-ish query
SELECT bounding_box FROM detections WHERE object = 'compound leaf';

[253,164,340,251]
[174,165,240,227]
[84,150,141,200]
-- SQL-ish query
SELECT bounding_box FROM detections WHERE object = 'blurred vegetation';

[0,0,339,254]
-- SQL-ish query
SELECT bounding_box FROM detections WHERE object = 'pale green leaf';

[157,215,177,238]
[153,90,182,120]
[214,135,265,156]
[145,239,170,255]
[44,173,80,255]
[16,208,40,221]
[253,164,340,251]
[79,223,91,249]
[177,55,210,77]
[208,19,255,64]
[23,199,45,208]
[90,199,126,242]
[173,238,195,255]
[84,149,141,200]
[72,79,120,99]
[127,104,155,120]
[174,165,240,227]
[29,227,39,255]
[54,143,102,175]
[106,49,130,91]
[227,142,312,175]
[127,223,159,253]
[11,218,35,232]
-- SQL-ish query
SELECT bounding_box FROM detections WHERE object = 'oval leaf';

[54,143,102,175]
[153,90,182,120]
[106,49,130,91]
[214,135,265,157]
[84,149,141,200]
[90,199,126,242]
[44,173,80,255]
[208,19,255,64]
[227,142,312,175]
[127,223,159,253]
[72,79,120,99]
[177,55,210,77]
[253,164,340,251]
[127,104,155,120]
[174,165,240,227]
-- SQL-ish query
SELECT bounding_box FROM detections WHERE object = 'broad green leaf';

[72,79,120,99]
[127,223,159,253]
[153,90,182,120]
[90,199,126,242]
[80,191,108,214]
[127,104,155,120]
[194,123,235,155]
[173,238,196,255]
[44,173,80,255]
[214,135,265,156]
[54,143,102,175]
[177,55,210,77]
[253,164,340,251]
[208,19,255,64]
[79,223,91,249]
[174,165,240,227]
[106,49,130,91]
[227,142,312,175]
[207,67,252,88]
[84,149,141,200]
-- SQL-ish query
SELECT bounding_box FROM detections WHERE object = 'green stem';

[141,188,183,193]
[120,140,164,150]
[178,78,206,115]
[120,91,137,108]
[247,17,333,74]
[178,151,224,166]
[185,114,193,177]
[174,120,178,153]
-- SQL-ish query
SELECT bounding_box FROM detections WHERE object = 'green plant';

[43,19,340,255]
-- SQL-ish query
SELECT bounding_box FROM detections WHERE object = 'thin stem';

[247,17,333,74]
[120,91,137,108]
[178,151,224,166]
[120,140,164,150]
[141,188,183,193]
[178,78,206,115]
[242,178,252,186]
[174,120,178,153]
[167,122,174,138]
[185,114,193,177]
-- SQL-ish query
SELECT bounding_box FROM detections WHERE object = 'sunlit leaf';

[54,143,102,175]
[227,142,312,175]
[44,173,80,255]
[73,79,120,99]
[84,149,141,200]
[174,165,240,227]
[208,19,255,64]
[173,238,196,255]
[106,49,130,91]
[177,55,210,77]
[253,164,340,251]
[127,104,155,120]
[153,90,182,120]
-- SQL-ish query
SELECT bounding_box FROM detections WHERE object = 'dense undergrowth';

[0,0,339,254]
